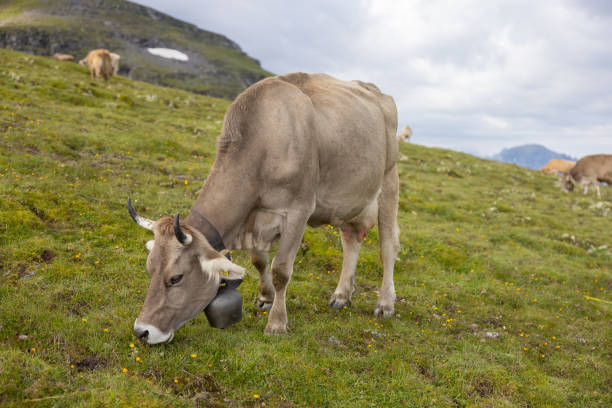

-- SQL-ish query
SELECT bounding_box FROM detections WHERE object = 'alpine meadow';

[0,49,610,407]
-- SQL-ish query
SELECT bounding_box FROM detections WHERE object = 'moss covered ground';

[0,48,610,407]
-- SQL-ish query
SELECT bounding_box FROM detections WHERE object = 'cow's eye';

[169,274,183,285]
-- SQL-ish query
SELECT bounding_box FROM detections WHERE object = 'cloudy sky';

[133,0,612,157]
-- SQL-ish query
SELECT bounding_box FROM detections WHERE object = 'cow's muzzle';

[133,320,174,344]
[204,278,243,329]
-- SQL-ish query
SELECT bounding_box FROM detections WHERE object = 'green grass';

[0,48,610,407]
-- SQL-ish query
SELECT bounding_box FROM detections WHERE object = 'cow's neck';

[185,162,256,249]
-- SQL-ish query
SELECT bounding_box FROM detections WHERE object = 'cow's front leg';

[250,249,274,311]
[265,211,309,334]
[329,227,363,309]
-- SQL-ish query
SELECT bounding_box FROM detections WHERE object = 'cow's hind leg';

[251,249,274,311]
[329,227,362,309]
[265,209,310,334]
[375,166,400,318]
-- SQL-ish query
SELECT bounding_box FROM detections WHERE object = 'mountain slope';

[0,49,610,407]
[0,0,271,98]
[491,144,576,170]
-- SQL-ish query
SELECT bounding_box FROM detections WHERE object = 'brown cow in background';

[540,159,575,175]
[562,154,612,198]
[52,53,74,62]
[79,49,114,81]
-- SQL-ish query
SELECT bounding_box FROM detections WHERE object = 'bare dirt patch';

[40,249,56,263]
[72,354,107,372]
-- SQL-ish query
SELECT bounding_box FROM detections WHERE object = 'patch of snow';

[146,48,189,61]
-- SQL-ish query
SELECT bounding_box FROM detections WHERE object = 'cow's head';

[561,173,575,192]
[128,199,245,344]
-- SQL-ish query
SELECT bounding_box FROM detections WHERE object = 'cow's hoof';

[264,322,288,334]
[374,303,395,318]
[329,293,351,309]
[256,298,273,312]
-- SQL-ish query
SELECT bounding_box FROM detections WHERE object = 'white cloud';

[132,0,612,157]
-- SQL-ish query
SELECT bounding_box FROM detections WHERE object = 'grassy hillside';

[0,0,271,99]
[0,48,610,407]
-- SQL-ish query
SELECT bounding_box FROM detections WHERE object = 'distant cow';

[52,53,74,62]
[109,52,120,75]
[562,154,612,198]
[399,125,412,142]
[540,159,575,175]
[79,49,114,81]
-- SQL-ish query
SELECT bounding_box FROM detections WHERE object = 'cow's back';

[281,73,397,170]
[278,73,397,222]
[216,73,397,225]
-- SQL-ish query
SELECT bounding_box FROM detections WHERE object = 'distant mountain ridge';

[490,144,576,170]
[0,0,271,98]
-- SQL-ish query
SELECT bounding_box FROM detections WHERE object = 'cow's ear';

[198,255,245,280]
[145,240,155,252]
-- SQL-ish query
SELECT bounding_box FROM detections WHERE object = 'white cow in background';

[399,125,412,142]
[109,52,120,75]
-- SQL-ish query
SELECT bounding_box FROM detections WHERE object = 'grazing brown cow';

[79,49,113,81]
[128,73,400,343]
[540,159,575,175]
[52,53,74,62]
[562,154,612,198]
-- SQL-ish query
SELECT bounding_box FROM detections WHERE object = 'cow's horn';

[174,213,192,245]
[127,198,155,231]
